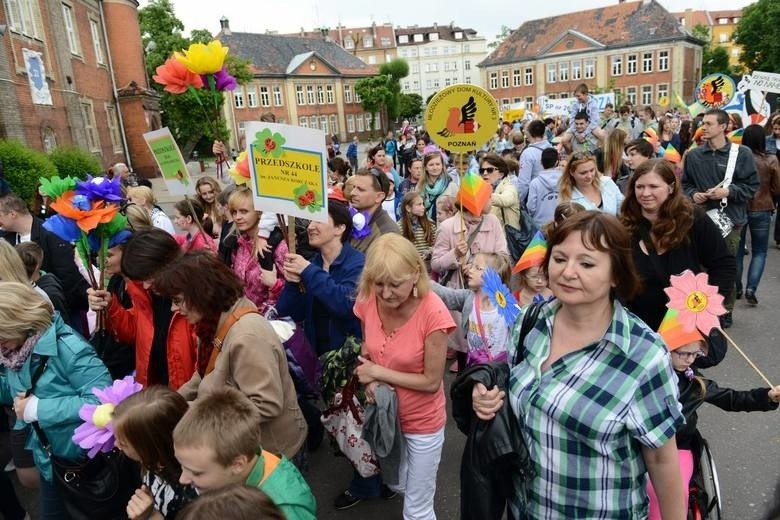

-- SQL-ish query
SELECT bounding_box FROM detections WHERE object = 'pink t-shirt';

[354,291,456,434]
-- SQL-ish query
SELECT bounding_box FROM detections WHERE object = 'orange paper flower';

[49,192,119,233]
[664,270,726,336]
[153,57,204,94]
[229,151,250,185]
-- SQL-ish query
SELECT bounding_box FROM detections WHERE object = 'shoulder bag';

[28,357,141,520]
[204,307,260,376]
[705,143,739,238]
[502,206,539,265]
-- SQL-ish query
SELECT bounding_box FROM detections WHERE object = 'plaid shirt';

[507,300,683,519]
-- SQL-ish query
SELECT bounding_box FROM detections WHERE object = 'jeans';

[723,227,741,311]
[736,210,772,293]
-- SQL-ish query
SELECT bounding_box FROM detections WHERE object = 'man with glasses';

[682,108,759,328]
[349,167,400,254]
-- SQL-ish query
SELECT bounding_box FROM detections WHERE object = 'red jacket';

[107,280,197,390]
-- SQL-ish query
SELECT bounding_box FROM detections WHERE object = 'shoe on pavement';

[745,290,758,306]
[721,312,733,329]
[382,484,399,500]
[736,290,742,300]
[334,490,363,510]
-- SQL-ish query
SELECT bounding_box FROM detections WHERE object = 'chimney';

[219,16,231,35]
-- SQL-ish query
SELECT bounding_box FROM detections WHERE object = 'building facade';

[217,19,379,149]
[479,0,703,112]
[395,23,488,101]
[0,0,160,176]
[673,9,743,67]
[289,22,397,66]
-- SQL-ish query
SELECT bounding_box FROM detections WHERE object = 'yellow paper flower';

[175,40,229,75]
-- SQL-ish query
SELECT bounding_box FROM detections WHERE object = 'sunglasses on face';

[479,167,499,174]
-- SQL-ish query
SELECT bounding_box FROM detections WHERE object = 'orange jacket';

[106,280,197,390]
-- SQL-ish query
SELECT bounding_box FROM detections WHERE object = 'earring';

[413,284,419,298]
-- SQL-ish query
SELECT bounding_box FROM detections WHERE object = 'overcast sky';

[138,0,756,43]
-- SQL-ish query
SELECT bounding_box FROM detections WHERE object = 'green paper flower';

[253,128,286,158]
[39,175,77,199]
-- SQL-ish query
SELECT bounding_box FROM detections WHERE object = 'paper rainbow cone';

[642,127,659,148]
[727,128,743,144]
[663,144,682,164]
[512,230,548,273]
[657,308,705,351]
[457,172,493,216]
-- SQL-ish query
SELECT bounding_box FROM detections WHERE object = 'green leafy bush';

[48,146,102,180]
[0,140,58,204]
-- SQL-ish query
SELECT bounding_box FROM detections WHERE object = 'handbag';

[320,375,381,478]
[503,207,539,265]
[28,357,141,520]
[705,143,738,238]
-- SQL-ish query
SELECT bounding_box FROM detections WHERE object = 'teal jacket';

[0,313,112,481]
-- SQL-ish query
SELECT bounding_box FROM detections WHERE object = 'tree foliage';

[355,76,392,134]
[378,59,409,122]
[48,147,102,180]
[733,0,780,73]
[488,25,513,50]
[692,24,736,76]
[0,140,57,204]
[398,93,423,121]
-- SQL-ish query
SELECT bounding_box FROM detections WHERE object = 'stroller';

[687,431,722,520]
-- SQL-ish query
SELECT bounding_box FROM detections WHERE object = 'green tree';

[48,147,102,180]
[0,140,57,204]
[733,0,780,73]
[354,75,393,136]
[138,0,188,77]
[379,59,410,123]
[488,25,513,50]
[398,93,423,121]
[692,24,733,76]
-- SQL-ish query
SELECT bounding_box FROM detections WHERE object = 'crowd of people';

[1,93,780,520]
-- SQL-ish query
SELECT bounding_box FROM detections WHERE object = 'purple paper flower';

[72,376,142,458]
[684,367,694,381]
[42,214,82,243]
[202,67,237,91]
[76,175,124,203]
[349,207,371,240]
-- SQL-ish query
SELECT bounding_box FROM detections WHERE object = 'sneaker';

[721,312,733,329]
[381,484,399,500]
[745,290,758,306]
[4,460,15,472]
[334,490,363,510]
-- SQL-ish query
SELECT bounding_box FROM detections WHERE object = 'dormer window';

[429,33,439,41]
[454,31,463,39]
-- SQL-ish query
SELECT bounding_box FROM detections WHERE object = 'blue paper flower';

[482,267,520,326]
[349,207,371,240]
[76,175,124,203]
[42,214,82,243]
[88,228,132,251]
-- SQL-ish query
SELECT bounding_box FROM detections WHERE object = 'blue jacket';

[0,313,112,481]
[276,244,364,354]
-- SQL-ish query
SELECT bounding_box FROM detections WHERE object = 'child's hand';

[254,236,270,259]
[127,485,154,520]
[769,386,780,404]
[259,264,278,288]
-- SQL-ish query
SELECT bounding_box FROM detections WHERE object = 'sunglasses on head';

[570,151,594,161]
[368,167,389,193]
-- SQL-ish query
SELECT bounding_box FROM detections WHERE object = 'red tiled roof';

[481,0,694,67]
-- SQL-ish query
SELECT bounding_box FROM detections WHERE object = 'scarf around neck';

[0,331,43,371]
[422,176,449,211]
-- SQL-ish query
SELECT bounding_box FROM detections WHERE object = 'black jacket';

[451,362,534,520]
[676,369,778,450]
[35,272,68,317]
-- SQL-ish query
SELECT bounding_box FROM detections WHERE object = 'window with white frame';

[642,52,653,73]
[399,48,407,58]
[403,81,410,91]
[465,60,471,70]
[719,32,729,43]
[501,98,509,106]
[524,67,533,85]
[363,35,373,48]
[489,72,498,89]
[90,19,105,65]
[246,87,258,107]
[310,117,318,130]
[299,116,308,128]
[657,83,668,102]
[413,33,423,42]
[525,96,534,109]
[627,54,637,74]
[347,114,355,133]
[344,85,352,103]
[234,89,244,108]
[354,89,361,103]
[260,86,270,107]
[5,0,44,39]
[326,85,335,104]
[62,4,81,55]
[454,31,463,39]
[307,85,315,104]
[273,86,283,106]
[330,114,338,134]
[512,69,521,87]
[80,100,100,151]
[444,78,451,87]
[464,76,471,84]
[398,35,408,44]
[559,62,568,81]
[380,37,391,47]
[367,55,376,65]
[547,63,557,83]
[584,59,595,78]
[364,113,372,131]
[320,116,329,134]
[432,78,440,88]
[344,38,354,50]
[429,32,439,41]
[430,63,438,72]
[373,113,380,130]
[572,61,581,80]
[105,104,122,153]
[611,55,622,76]
[409,47,417,57]
[413,80,419,90]
[443,46,449,56]
[548,94,556,100]
[658,50,669,71]
[317,85,325,104]
[411,63,419,73]
[431,47,438,56]
[501,70,509,88]
[641,85,653,105]
[356,114,364,132]
[513,97,521,103]
[296,85,305,105]
[626,86,637,105]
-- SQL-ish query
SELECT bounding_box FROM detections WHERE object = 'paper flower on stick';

[229,150,250,185]
[49,192,119,233]
[72,376,142,458]
[175,40,229,75]
[153,57,204,94]
[76,175,123,203]
[482,267,520,326]
[642,127,659,149]
[202,67,236,91]
[664,270,726,336]
[349,207,371,240]
[457,172,492,216]
[39,175,77,199]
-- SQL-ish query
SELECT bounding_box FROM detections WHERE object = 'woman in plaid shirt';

[473,211,686,519]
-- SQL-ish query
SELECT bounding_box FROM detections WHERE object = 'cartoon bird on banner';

[438,96,477,137]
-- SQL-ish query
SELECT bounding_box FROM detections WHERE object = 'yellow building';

[673,9,743,67]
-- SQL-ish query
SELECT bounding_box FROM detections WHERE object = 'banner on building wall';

[536,93,615,117]
[22,48,52,106]
[246,121,328,223]
[142,127,194,196]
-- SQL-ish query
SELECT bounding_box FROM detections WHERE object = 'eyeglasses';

[467,263,485,272]
[671,350,704,360]
[479,167,499,174]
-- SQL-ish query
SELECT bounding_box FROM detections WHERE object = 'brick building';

[0,0,159,176]
[289,22,397,66]
[672,9,743,67]
[479,0,703,112]
[216,18,379,150]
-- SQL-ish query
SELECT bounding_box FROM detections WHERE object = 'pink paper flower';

[664,270,726,336]
[72,376,142,458]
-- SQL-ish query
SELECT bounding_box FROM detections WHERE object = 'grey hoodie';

[526,168,563,229]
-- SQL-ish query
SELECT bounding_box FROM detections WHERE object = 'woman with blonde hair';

[600,128,630,186]
[195,176,223,238]
[349,233,456,517]
[558,151,623,216]
[123,203,153,231]
[0,239,53,308]
[126,186,174,234]
[0,282,113,518]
